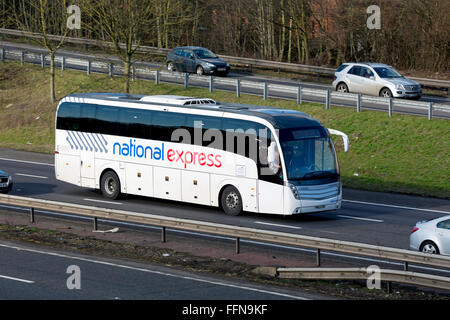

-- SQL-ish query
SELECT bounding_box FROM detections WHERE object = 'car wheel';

[336,83,349,93]
[196,66,204,76]
[380,88,393,98]
[101,171,121,200]
[167,62,175,72]
[420,241,440,255]
[220,186,243,216]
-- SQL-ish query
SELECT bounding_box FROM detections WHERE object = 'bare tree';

[12,0,71,103]
[80,0,170,93]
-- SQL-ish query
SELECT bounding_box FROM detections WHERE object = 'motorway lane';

[0,149,449,252]
[0,241,318,300]
[2,41,449,119]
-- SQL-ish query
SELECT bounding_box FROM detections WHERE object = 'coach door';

[79,133,96,188]
[257,138,285,214]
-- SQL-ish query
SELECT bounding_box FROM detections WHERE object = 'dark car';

[166,46,230,76]
[0,170,13,194]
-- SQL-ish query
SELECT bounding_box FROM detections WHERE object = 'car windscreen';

[194,49,218,59]
[373,67,403,78]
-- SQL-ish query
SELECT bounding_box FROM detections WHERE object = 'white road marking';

[337,215,384,223]
[15,173,48,179]
[0,243,308,300]
[83,198,122,205]
[0,157,54,167]
[343,199,450,215]
[1,203,449,275]
[254,221,302,229]
[0,274,35,284]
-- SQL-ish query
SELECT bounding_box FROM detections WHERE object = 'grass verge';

[0,61,449,198]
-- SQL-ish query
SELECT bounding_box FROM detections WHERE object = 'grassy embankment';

[0,61,448,198]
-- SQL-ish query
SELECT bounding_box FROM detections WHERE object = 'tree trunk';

[50,51,55,103]
[123,57,131,93]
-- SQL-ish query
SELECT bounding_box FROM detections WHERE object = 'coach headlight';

[288,183,300,200]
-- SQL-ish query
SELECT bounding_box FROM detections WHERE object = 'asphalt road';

[1,41,449,120]
[1,148,449,251]
[0,240,322,300]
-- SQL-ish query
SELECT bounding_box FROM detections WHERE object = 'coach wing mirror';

[328,129,349,152]
[267,141,281,174]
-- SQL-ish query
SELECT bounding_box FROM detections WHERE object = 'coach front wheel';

[221,186,243,216]
[101,171,121,200]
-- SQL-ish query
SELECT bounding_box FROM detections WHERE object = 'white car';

[332,62,422,99]
[409,215,450,255]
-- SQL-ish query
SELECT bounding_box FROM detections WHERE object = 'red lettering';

[185,151,193,168]
[176,150,184,163]
[207,154,214,167]
[199,153,206,166]
[193,152,198,165]
[214,155,222,168]
[167,149,175,162]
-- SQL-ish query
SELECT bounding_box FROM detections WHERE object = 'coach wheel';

[221,186,243,216]
[101,171,121,200]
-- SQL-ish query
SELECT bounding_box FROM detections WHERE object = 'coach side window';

[56,102,80,131]
[152,111,187,142]
[78,104,97,132]
[119,108,152,139]
[186,114,223,148]
[96,105,119,136]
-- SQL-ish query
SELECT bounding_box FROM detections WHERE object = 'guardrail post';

[0,48,5,62]
[30,207,35,223]
[93,217,98,231]
[40,53,45,68]
[132,66,136,81]
[316,249,321,267]
[61,56,66,71]
[388,98,393,117]
[297,85,302,105]
[357,93,361,112]
[109,63,113,78]
[386,281,392,294]
[161,226,166,243]
[326,89,331,110]
[155,69,160,85]
[428,102,433,120]
[87,61,91,75]
[236,237,240,254]
[263,81,268,100]
[236,79,241,98]
[20,50,25,65]
[209,76,214,93]
[183,73,189,89]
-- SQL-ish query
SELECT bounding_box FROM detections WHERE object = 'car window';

[194,49,218,59]
[373,67,402,78]
[348,66,362,76]
[183,50,193,58]
[437,219,450,230]
[174,48,182,56]
[336,64,348,73]
[361,67,374,78]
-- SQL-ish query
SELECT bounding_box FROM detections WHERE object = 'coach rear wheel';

[221,186,243,216]
[101,171,121,200]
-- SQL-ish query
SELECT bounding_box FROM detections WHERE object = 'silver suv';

[332,63,422,99]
